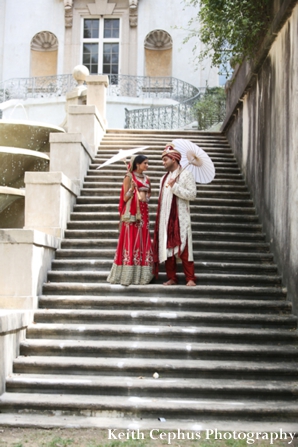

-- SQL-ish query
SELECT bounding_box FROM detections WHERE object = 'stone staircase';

[1,129,298,429]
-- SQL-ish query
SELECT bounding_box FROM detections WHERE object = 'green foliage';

[194,86,226,129]
[44,437,74,447]
[183,0,271,72]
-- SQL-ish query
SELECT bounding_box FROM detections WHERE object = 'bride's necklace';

[134,171,145,178]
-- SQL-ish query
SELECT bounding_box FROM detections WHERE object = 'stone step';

[104,129,223,135]
[95,152,236,160]
[18,339,298,361]
[93,155,235,163]
[101,134,227,140]
[42,283,287,299]
[26,323,296,343]
[89,164,242,174]
[98,140,230,148]
[1,392,298,421]
[46,270,282,287]
[67,220,263,233]
[60,239,270,253]
[72,205,257,215]
[12,356,298,380]
[77,196,254,210]
[83,184,251,198]
[37,296,289,312]
[70,211,260,223]
[84,179,248,190]
[63,230,265,243]
[95,158,237,168]
[55,249,274,263]
[85,173,247,184]
[32,309,294,328]
[5,374,298,401]
[51,260,277,275]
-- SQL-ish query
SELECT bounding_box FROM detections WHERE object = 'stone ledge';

[49,132,93,161]
[0,310,33,335]
[24,171,80,197]
[68,105,105,130]
[0,229,59,249]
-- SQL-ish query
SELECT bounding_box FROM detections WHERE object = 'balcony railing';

[107,75,199,102]
[0,74,198,104]
[0,73,226,130]
[0,74,76,103]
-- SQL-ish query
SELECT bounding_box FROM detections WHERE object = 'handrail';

[0,74,76,103]
[125,87,226,130]
[0,73,224,130]
[0,74,198,104]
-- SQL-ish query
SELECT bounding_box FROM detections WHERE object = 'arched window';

[144,29,172,77]
[30,31,58,77]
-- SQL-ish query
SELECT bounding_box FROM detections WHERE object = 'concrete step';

[1,392,298,421]
[32,308,295,328]
[72,205,257,215]
[55,249,274,264]
[84,178,248,190]
[60,239,270,253]
[63,230,266,243]
[12,356,298,380]
[83,185,251,199]
[46,270,282,287]
[70,211,260,223]
[84,170,247,184]
[42,283,287,300]
[38,296,289,312]
[66,220,263,233]
[26,323,297,343]
[51,260,278,275]
[5,374,298,401]
[92,156,236,164]
[89,164,242,174]
[18,339,298,361]
[78,195,254,210]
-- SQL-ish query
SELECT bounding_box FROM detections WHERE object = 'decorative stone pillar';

[85,75,109,128]
[24,172,80,239]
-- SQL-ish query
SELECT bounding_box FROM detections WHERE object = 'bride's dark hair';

[132,154,148,171]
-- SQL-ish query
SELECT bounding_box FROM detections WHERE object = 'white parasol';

[171,138,215,184]
[96,146,150,170]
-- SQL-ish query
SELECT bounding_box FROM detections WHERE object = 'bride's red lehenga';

[107,172,154,286]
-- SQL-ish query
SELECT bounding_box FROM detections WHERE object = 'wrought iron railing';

[124,90,201,129]
[107,75,199,102]
[125,87,227,130]
[0,74,198,104]
[0,74,77,103]
[0,73,226,130]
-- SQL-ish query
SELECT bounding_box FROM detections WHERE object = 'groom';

[153,144,197,286]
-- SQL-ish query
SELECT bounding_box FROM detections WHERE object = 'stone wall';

[222,1,298,311]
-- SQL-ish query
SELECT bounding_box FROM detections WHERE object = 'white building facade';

[0,0,219,88]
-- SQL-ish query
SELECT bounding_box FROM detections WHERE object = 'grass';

[0,428,296,447]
